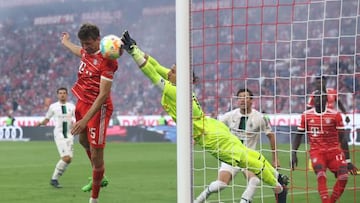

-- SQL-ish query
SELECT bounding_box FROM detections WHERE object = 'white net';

[191,0,360,202]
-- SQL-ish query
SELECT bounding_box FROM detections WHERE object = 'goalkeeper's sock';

[51,159,68,180]
[129,46,146,66]
[240,176,259,203]
[195,180,227,203]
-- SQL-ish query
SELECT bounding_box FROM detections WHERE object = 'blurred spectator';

[5,113,15,126]
[0,0,358,117]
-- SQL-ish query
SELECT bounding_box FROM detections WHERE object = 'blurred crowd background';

[0,0,359,118]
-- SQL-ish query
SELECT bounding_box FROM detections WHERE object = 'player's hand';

[71,119,87,135]
[290,151,298,170]
[345,116,350,124]
[61,32,70,44]
[348,162,358,175]
[121,30,137,52]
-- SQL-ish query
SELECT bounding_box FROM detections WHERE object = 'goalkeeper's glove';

[290,151,298,170]
[121,30,137,52]
[347,161,358,175]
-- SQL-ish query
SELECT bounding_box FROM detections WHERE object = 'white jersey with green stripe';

[218,108,273,150]
[45,101,75,139]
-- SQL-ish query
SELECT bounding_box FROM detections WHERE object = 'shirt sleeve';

[148,56,170,79]
[261,114,273,134]
[336,112,345,129]
[45,104,54,120]
[101,59,118,80]
[141,63,166,90]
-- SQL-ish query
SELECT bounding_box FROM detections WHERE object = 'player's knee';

[337,173,348,181]
[62,156,72,164]
[336,166,349,181]
[335,165,348,179]
[313,164,325,173]
[208,180,227,193]
[248,176,261,186]
[316,171,327,179]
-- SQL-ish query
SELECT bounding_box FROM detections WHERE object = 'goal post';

[176,0,192,202]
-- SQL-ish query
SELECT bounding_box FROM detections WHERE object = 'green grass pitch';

[0,142,359,203]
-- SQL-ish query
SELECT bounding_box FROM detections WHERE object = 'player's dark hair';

[57,87,68,94]
[236,88,253,98]
[78,23,100,40]
[313,89,327,102]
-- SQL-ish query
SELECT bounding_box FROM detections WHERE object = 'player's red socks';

[330,174,348,203]
[317,171,329,203]
[91,166,105,199]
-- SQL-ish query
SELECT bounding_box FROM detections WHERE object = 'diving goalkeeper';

[120,30,288,195]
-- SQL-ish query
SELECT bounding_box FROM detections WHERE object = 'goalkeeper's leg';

[194,163,239,203]
[240,149,283,193]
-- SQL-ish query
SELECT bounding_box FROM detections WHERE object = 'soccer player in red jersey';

[307,75,350,123]
[291,90,357,203]
[61,23,118,203]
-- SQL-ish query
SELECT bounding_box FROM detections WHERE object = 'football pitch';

[0,142,359,203]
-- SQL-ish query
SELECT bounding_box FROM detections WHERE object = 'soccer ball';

[100,34,123,60]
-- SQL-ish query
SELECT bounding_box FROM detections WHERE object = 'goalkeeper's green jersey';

[140,56,277,186]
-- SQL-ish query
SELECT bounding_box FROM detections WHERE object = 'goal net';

[191,0,360,202]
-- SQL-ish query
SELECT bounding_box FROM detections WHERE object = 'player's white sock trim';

[89,197,98,203]
[195,180,227,203]
[52,159,68,180]
[241,176,260,201]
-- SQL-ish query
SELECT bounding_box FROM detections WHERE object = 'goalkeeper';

[120,30,288,195]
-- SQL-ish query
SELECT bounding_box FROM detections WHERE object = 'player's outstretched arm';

[291,130,304,170]
[266,132,280,168]
[61,32,81,57]
[121,30,165,88]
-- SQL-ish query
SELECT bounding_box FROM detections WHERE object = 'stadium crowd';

[0,0,359,118]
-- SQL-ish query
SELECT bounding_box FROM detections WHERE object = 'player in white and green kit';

[38,87,75,188]
[120,31,286,195]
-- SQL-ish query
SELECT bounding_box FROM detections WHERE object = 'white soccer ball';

[100,34,123,60]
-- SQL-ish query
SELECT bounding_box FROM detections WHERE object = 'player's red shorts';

[75,100,113,148]
[309,149,347,175]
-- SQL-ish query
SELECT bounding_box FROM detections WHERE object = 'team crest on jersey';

[93,59,98,65]
[325,118,331,124]
[312,157,317,163]
[310,119,315,123]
